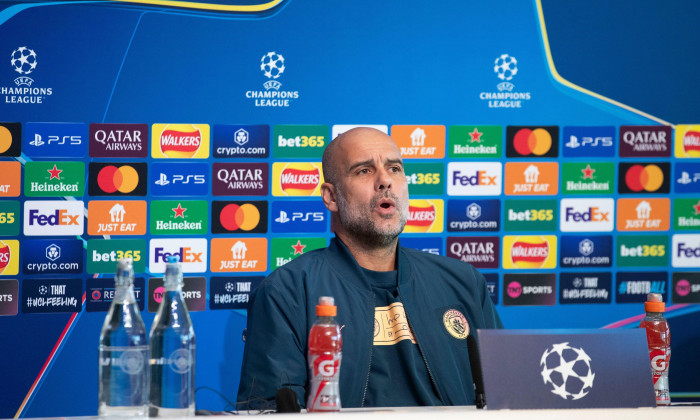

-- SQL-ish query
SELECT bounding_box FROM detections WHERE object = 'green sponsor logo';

[448,125,502,157]
[150,200,208,235]
[270,237,326,269]
[561,162,614,195]
[404,163,443,195]
[24,161,85,197]
[273,125,329,158]
[617,235,668,267]
[674,198,700,230]
[0,201,20,236]
[87,239,147,274]
[504,199,557,231]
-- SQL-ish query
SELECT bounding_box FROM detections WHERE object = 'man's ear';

[320,182,338,212]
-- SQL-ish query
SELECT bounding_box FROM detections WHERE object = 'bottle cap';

[316,296,337,317]
[644,293,665,313]
[117,257,133,271]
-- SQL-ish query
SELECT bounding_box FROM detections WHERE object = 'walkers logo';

[446,199,499,232]
[503,274,556,306]
[24,200,84,236]
[24,161,85,197]
[560,198,614,232]
[672,234,700,268]
[391,125,445,159]
[619,126,671,157]
[0,161,21,197]
[22,278,81,314]
[87,239,146,274]
[149,238,208,273]
[503,235,557,269]
[272,162,323,196]
[616,198,669,231]
[675,124,700,157]
[89,162,147,196]
[0,123,21,157]
[210,276,264,310]
[672,272,700,304]
[480,54,531,108]
[273,125,328,158]
[504,162,558,195]
[332,125,388,139]
[0,240,19,275]
[616,272,667,303]
[560,273,611,304]
[562,126,615,157]
[404,163,443,196]
[400,237,443,256]
[151,124,209,159]
[89,123,148,158]
[404,199,443,233]
[271,200,327,233]
[4,47,54,105]
[246,51,299,107]
[23,239,82,275]
[148,277,206,312]
[87,201,147,236]
[210,237,267,272]
[447,162,502,196]
[506,126,558,158]
[213,124,269,158]
[213,163,268,196]
[150,162,207,196]
[212,201,267,234]
[446,236,499,268]
[86,277,145,312]
[0,280,18,316]
[619,163,669,194]
[674,198,700,230]
[617,235,668,267]
[561,162,614,195]
[150,200,207,235]
[559,235,612,268]
[674,163,700,193]
[23,122,86,158]
[504,199,557,231]
[448,125,502,158]
[271,237,326,269]
[0,201,20,236]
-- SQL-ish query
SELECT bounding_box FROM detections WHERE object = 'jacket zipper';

[403,300,445,404]
[360,294,375,407]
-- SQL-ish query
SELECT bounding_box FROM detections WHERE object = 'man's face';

[332,132,409,247]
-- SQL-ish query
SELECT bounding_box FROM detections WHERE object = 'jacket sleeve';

[236,268,309,410]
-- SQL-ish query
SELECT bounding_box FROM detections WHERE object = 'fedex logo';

[672,234,700,267]
[560,199,614,232]
[447,162,501,196]
[149,239,207,273]
[24,201,84,236]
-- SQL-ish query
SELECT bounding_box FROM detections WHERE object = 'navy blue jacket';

[236,238,503,409]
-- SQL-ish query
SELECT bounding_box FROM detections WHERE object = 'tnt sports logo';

[149,239,207,273]
[11,46,37,75]
[447,162,502,196]
[152,124,209,159]
[0,240,19,275]
[442,309,469,339]
[560,199,614,232]
[506,126,558,158]
[272,163,323,196]
[24,200,84,236]
[404,199,443,233]
[212,201,267,234]
[675,125,700,157]
[619,163,669,194]
[540,343,595,400]
[494,54,517,82]
[503,236,557,269]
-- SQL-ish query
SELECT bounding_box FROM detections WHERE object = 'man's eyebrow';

[347,159,374,173]
[385,158,404,167]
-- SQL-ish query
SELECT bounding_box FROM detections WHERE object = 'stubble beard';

[335,187,408,248]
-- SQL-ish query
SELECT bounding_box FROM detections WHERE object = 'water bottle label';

[99,347,147,375]
[151,348,194,374]
[649,349,669,383]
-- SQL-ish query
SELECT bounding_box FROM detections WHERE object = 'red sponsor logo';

[683,131,700,153]
[0,243,10,273]
[511,239,549,265]
[407,203,436,227]
[280,167,321,192]
[160,129,202,154]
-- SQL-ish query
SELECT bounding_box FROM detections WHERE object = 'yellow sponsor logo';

[152,123,210,159]
[503,235,557,269]
[272,162,323,196]
[404,199,443,233]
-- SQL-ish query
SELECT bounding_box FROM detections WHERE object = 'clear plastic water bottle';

[307,296,342,411]
[639,293,671,405]
[98,258,148,417]
[149,256,196,417]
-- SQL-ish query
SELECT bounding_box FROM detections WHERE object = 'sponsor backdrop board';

[0,0,699,416]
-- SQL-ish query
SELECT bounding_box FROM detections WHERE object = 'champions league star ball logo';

[261,51,285,90]
[540,342,595,400]
[11,46,37,75]
[494,54,517,92]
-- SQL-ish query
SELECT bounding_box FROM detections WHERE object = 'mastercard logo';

[510,236,550,268]
[219,203,260,232]
[97,165,140,193]
[624,164,664,192]
[513,128,552,156]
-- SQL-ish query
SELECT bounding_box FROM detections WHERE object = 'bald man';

[236,128,502,410]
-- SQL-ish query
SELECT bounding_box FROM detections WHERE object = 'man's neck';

[336,233,398,272]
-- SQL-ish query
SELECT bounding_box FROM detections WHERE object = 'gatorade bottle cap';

[316,296,337,317]
[644,293,665,313]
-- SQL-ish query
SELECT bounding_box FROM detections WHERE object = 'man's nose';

[376,168,392,191]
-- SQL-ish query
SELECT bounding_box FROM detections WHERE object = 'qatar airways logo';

[447,162,502,196]
[560,199,614,232]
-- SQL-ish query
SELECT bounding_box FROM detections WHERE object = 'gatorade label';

[307,353,341,411]
[649,349,669,384]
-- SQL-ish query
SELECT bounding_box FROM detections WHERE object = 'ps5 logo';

[30,134,81,147]
[155,173,205,186]
[30,134,45,147]
[274,211,324,224]
[565,135,612,149]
